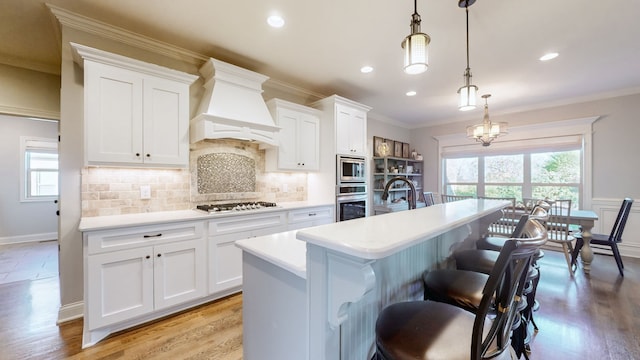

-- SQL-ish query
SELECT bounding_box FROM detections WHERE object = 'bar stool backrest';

[473,223,546,359]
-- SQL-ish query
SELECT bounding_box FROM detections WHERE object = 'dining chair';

[422,191,435,206]
[441,194,473,203]
[571,198,633,276]
[375,228,545,360]
[545,199,575,274]
[478,196,517,237]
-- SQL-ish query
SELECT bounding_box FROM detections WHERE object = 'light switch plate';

[140,185,151,199]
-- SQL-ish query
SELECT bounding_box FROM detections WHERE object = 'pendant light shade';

[402,0,430,75]
[458,68,478,111]
[466,94,508,146]
[457,1,478,111]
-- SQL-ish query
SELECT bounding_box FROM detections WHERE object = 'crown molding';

[47,4,207,67]
[0,105,60,120]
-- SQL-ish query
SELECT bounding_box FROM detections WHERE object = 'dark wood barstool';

[374,232,546,360]
[439,207,549,358]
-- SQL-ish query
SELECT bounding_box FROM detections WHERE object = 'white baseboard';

[57,301,84,324]
[0,232,57,245]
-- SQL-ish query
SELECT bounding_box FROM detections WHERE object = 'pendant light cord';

[465,4,470,71]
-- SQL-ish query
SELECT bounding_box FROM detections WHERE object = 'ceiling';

[2,0,640,127]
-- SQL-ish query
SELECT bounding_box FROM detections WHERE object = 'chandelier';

[466,94,507,146]
[402,0,431,75]
[457,0,478,111]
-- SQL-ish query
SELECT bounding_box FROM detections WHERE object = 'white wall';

[0,63,60,119]
[0,115,58,244]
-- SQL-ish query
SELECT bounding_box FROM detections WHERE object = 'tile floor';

[0,240,58,285]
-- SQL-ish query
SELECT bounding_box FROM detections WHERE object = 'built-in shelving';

[372,156,423,206]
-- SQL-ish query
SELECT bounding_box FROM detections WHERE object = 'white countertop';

[236,230,307,279]
[297,199,509,260]
[78,201,333,232]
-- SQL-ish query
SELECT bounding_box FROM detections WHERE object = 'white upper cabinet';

[311,95,371,157]
[266,98,321,171]
[335,103,367,156]
[71,43,198,168]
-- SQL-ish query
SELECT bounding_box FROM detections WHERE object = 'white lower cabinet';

[208,211,288,294]
[287,206,334,230]
[83,220,206,348]
[81,205,334,348]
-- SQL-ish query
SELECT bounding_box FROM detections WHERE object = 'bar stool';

[374,233,546,360]
[436,208,548,359]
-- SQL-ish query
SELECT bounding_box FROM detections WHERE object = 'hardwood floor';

[1,250,639,359]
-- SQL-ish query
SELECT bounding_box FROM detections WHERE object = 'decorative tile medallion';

[197,153,256,194]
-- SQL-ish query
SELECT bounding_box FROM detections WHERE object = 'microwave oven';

[337,155,366,183]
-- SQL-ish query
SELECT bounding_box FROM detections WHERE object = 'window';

[444,149,581,208]
[436,117,596,210]
[21,137,58,201]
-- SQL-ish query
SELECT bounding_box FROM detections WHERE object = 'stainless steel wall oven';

[336,168,368,222]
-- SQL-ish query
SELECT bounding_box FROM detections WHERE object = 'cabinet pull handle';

[309,213,316,216]
[143,233,162,238]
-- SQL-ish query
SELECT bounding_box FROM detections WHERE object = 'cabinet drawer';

[288,206,333,224]
[208,212,287,235]
[87,221,204,255]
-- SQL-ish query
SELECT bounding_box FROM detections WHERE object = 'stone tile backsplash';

[81,139,308,217]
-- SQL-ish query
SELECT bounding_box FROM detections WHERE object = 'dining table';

[566,209,599,274]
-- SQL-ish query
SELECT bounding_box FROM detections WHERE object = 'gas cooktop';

[196,201,278,214]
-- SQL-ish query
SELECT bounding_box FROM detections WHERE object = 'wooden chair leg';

[611,242,625,277]
[561,243,574,275]
[571,237,584,268]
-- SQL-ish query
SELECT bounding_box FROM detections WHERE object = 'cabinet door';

[298,113,320,170]
[348,109,367,156]
[154,239,206,310]
[142,77,190,167]
[87,247,153,330]
[335,104,367,156]
[275,108,300,170]
[209,231,249,293]
[85,62,144,164]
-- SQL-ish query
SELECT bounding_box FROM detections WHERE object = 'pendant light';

[466,94,508,146]
[457,0,478,111]
[402,0,431,75]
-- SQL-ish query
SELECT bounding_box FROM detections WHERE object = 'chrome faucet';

[381,176,417,210]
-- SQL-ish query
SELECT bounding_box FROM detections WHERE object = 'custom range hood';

[190,58,280,147]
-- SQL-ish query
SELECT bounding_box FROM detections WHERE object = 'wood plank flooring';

[1,249,639,359]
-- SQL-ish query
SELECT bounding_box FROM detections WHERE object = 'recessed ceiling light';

[267,15,285,28]
[360,66,374,73]
[406,91,417,96]
[540,52,559,61]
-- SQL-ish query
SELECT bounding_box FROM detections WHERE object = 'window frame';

[20,136,59,202]
[435,117,598,210]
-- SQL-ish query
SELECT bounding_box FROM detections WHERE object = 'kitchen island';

[236,198,509,360]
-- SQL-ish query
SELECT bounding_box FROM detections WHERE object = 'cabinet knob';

[157,253,162,258]
[146,255,151,259]
[146,154,151,157]
[136,153,140,157]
